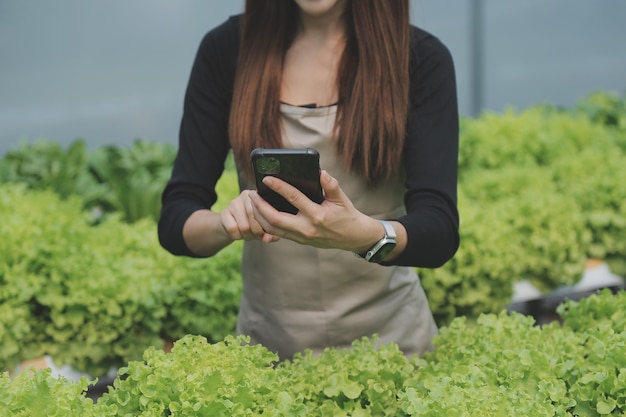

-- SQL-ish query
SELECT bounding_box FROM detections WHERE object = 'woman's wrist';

[183,209,233,257]
[352,216,387,255]
[352,218,407,263]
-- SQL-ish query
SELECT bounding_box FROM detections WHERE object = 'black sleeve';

[157,16,240,257]
[384,28,460,268]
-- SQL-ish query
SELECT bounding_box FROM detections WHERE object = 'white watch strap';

[379,220,396,240]
[358,220,397,262]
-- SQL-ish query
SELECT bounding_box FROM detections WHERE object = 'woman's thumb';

[320,170,342,202]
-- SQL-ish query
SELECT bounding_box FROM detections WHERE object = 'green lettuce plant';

[400,313,581,416]
[0,139,103,205]
[573,90,626,134]
[550,148,626,275]
[96,334,419,417]
[399,289,626,416]
[97,335,281,416]
[556,289,626,416]
[0,369,100,417]
[87,139,176,222]
[0,138,177,223]
[458,106,617,176]
[0,183,241,376]
[558,288,626,333]
[275,337,419,416]
[159,241,243,343]
[419,188,590,326]
[0,184,164,375]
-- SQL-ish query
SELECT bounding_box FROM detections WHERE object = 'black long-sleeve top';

[158,15,460,268]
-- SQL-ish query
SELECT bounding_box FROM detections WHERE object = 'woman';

[158,0,459,361]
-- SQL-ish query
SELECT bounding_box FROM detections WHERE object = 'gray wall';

[1,1,625,155]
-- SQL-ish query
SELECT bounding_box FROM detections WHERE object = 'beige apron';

[236,103,437,361]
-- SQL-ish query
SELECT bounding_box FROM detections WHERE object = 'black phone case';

[250,148,324,214]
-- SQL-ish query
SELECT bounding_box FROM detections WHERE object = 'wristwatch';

[355,220,397,263]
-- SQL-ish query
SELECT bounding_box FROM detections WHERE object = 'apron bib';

[236,103,437,360]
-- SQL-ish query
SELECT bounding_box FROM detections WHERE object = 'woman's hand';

[182,189,281,258]
[220,189,281,243]
[248,170,385,253]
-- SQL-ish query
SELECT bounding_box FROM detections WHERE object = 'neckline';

[280,102,338,116]
[280,101,339,109]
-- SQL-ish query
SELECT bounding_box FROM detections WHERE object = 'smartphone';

[250,147,324,214]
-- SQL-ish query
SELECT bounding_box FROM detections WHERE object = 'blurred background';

[1,0,625,155]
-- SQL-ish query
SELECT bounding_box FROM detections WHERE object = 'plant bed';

[508,283,625,325]
[508,260,625,325]
[2,289,626,416]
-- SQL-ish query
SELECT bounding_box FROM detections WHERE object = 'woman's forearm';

[182,209,234,257]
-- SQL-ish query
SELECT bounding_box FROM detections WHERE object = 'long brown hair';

[229,0,410,184]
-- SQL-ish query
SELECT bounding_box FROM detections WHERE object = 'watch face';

[369,241,396,263]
